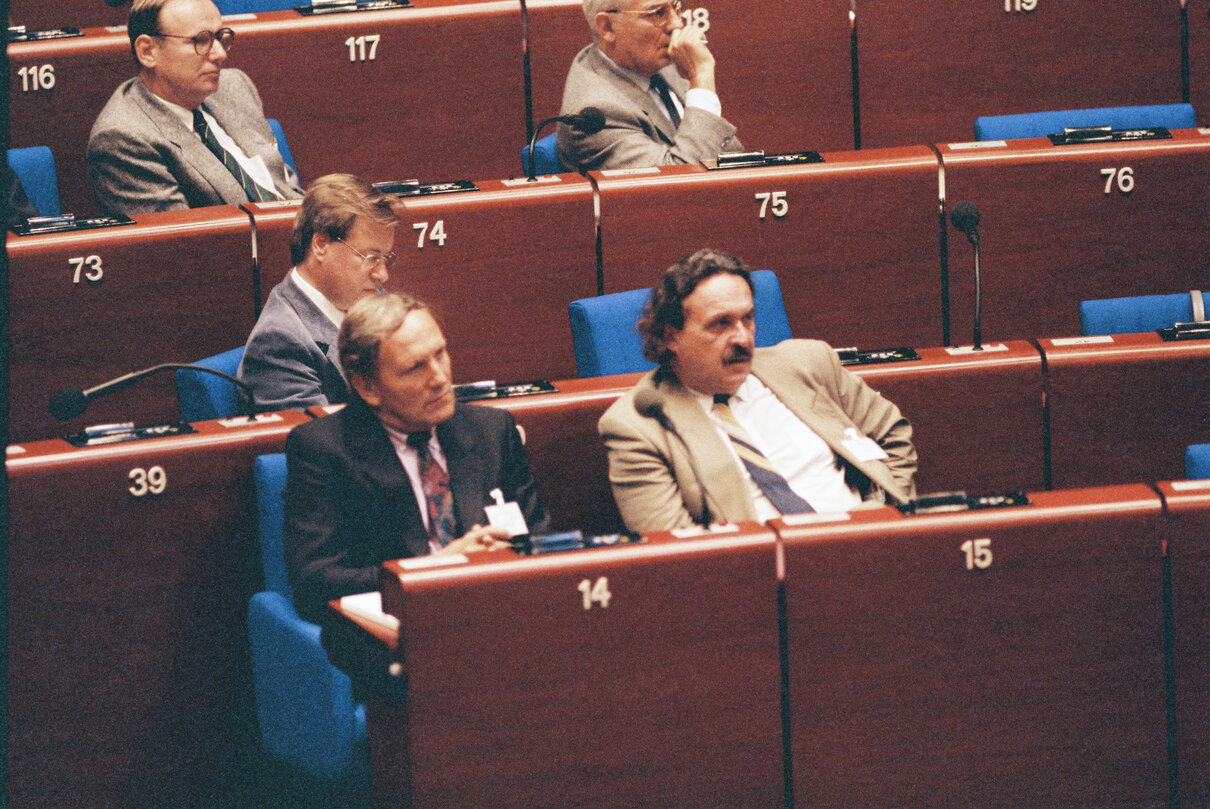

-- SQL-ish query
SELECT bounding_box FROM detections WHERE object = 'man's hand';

[435,523,514,555]
[668,25,715,92]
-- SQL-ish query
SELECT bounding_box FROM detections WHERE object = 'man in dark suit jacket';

[238,174,399,412]
[88,0,302,215]
[285,292,551,623]
[557,0,742,172]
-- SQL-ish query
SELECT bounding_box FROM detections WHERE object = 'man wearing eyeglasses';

[557,0,742,172]
[88,0,302,216]
[238,174,399,413]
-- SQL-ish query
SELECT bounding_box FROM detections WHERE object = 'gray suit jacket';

[598,340,917,533]
[237,274,348,413]
[557,44,742,172]
[88,69,302,216]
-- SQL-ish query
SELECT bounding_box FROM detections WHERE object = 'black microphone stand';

[49,363,257,421]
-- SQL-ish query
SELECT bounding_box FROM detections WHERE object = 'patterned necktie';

[192,109,274,203]
[712,394,814,515]
[407,431,457,547]
[649,74,682,128]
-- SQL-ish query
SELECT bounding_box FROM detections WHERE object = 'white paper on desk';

[339,592,401,633]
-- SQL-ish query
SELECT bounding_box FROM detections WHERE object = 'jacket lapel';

[281,275,343,374]
[653,376,758,523]
[590,48,681,145]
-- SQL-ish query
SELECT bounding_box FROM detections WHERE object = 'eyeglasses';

[154,27,235,55]
[336,238,398,270]
[606,0,684,23]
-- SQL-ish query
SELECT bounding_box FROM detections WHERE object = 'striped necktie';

[649,74,682,128]
[192,109,274,203]
[712,394,814,515]
[407,431,457,547]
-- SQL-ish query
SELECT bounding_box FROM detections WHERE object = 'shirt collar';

[290,268,345,329]
[142,82,197,130]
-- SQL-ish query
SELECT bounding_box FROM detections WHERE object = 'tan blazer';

[598,340,917,533]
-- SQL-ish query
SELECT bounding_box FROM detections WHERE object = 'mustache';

[723,345,753,365]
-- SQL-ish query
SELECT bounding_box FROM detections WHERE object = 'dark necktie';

[192,109,274,203]
[407,431,457,547]
[712,394,814,515]
[649,73,682,128]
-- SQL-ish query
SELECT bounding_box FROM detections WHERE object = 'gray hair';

[339,292,428,382]
[582,0,617,27]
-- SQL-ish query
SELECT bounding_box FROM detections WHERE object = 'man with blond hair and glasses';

[238,174,399,412]
[557,0,742,172]
[88,0,302,215]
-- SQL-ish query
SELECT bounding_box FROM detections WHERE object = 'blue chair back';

[7,146,62,216]
[214,0,298,12]
[1079,290,1208,336]
[521,132,564,176]
[247,453,367,784]
[568,269,793,377]
[175,346,246,422]
[266,118,298,179]
[975,103,1196,141]
[1187,445,1210,480]
[254,454,293,599]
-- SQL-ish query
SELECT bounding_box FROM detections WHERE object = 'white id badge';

[841,428,889,462]
[483,488,530,537]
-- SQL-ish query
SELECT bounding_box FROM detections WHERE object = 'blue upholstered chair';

[8,146,62,216]
[266,118,299,180]
[175,347,247,422]
[1079,290,1208,336]
[568,269,793,377]
[1187,445,1210,480]
[521,132,563,176]
[247,454,369,788]
[974,103,1196,141]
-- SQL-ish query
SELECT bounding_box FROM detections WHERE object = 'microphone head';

[575,107,606,135]
[48,389,89,421]
[633,388,665,418]
[950,200,981,234]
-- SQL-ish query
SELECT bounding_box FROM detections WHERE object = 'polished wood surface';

[592,147,946,349]
[5,411,309,809]
[777,484,1170,809]
[1040,331,1210,489]
[8,0,130,31]
[1158,478,1210,809]
[854,341,1047,495]
[858,0,1187,148]
[5,206,259,442]
[938,129,1210,342]
[372,524,785,809]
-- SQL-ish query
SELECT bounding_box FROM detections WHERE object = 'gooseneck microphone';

[950,200,983,351]
[49,363,255,421]
[526,107,605,181]
[633,387,717,526]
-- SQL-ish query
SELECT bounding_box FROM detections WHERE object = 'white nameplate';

[1049,335,1115,346]
[599,167,660,177]
[398,554,469,570]
[948,140,1008,150]
[945,343,1009,355]
[1171,479,1210,491]
[781,511,852,527]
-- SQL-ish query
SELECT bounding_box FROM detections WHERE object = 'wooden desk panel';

[8,27,140,217]
[593,147,945,350]
[1187,0,1210,131]
[388,176,598,383]
[938,130,1210,343]
[1159,479,1210,809]
[371,525,785,809]
[484,373,640,534]
[1040,332,1210,489]
[230,3,528,188]
[8,0,129,31]
[858,0,1185,148]
[854,342,1046,495]
[777,485,1170,809]
[5,207,258,442]
[5,411,310,809]
[525,0,856,155]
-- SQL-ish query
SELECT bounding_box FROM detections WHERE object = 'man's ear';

[310,231,332,261]
[594,12,617,44]
[349,373,380,408]
[134,35,159,70]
